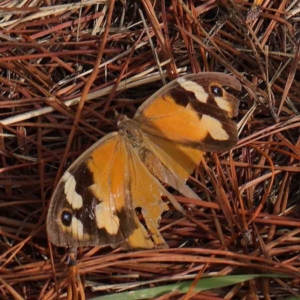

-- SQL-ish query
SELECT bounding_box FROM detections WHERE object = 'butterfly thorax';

[117,114,143,148]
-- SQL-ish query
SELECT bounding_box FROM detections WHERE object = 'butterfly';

[46,72,241,249]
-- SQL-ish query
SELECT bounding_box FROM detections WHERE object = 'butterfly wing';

[133,73,241,196]
[123,144,173,249]
[47,132,172,249]
[47,132,137,248]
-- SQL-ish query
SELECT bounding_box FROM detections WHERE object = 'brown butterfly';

[46,72,241,249]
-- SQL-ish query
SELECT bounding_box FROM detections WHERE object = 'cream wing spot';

[178,78,208,103]
[71,216,84,239]
[202,115,229,140]
[68,216,91,241]
[95,201,120,235]
[63,171,83,209]
[215,96,232,114]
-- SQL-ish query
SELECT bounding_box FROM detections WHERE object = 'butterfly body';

[47,73,241,249]
[117,115,144,148]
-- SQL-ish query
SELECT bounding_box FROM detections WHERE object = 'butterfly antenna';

[113,108,123,127]
[113,108,119,119]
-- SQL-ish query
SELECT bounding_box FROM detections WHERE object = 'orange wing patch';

[124,147,171,248]
[141,134,203,198]
[88,135,127,235]
[138,94,210,143]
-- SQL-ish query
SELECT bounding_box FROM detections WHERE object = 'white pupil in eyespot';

[61,211,72,226]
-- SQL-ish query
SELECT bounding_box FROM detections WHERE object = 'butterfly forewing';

[47,133,137,247]
[134,72,241,153]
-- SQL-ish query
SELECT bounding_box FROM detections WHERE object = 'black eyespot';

[61,210,72,227]
[211,85,223,97]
